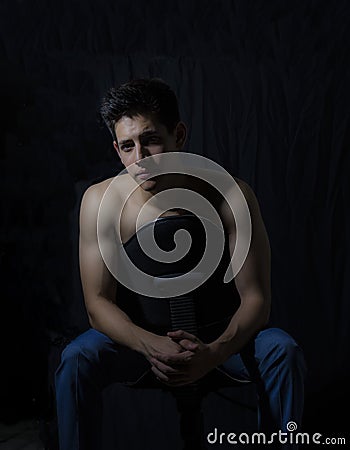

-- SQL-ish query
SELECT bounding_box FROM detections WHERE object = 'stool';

[124,360,255,450]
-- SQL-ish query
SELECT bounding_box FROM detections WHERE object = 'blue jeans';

[55,327,306,450]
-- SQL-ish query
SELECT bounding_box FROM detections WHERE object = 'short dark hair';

[100,78,181,141]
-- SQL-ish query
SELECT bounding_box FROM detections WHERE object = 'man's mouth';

[136,170,153,180]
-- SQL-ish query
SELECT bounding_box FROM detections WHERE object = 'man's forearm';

[209,295,270,365]
[87,296,151,355]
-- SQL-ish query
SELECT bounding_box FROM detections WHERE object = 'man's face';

[113,114,186,191]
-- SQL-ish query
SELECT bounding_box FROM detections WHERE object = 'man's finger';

[154,350,193,364]
[151,365,169,382]
[168,335,198,350]
[167,330,198,342]
[150,358,184,375]
[178,339,199,351]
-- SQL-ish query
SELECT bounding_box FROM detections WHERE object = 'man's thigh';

[57,328,151,387]
[218,327,299,381]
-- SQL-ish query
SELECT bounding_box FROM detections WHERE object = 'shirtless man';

[55,78,306,450]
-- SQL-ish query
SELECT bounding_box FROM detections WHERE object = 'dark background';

[1,0,349,446]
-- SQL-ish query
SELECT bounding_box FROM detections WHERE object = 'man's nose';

[135,143,148,161]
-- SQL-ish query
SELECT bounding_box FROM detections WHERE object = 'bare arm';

[79,183,184,361]
[210,179,271,363]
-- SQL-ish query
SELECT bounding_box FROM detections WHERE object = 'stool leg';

[173,386,206,450]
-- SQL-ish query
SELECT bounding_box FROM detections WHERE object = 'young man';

[55,78,306,449]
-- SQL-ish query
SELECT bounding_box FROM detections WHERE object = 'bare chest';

[119,203,190,244]
[115,174,227,244]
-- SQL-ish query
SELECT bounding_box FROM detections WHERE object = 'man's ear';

[175,122,187,149]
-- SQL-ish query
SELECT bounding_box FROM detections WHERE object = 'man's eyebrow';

[118,138,133,145]
[140,129,159,137]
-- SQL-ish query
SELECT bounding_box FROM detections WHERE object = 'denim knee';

[260,328,307,374]
[55,331,101,378]
[55,342,84,378]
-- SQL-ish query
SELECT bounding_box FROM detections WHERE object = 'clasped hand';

[150,330,217,387]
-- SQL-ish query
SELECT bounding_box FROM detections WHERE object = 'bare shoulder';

[233,177,257,202]
[192,168,257,206]
[79,174,131,237]
[232,178,269,243]
[232,177,262,215]
[207,173,261,237]
[80,174,131,211]
[193,168,253,194]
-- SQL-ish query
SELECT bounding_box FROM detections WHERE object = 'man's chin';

[139,178,157,190]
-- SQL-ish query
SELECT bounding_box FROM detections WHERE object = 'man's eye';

[145,138,161,145]
[121,145,133,151]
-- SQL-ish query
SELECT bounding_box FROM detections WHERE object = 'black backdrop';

[1,0,350,442]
